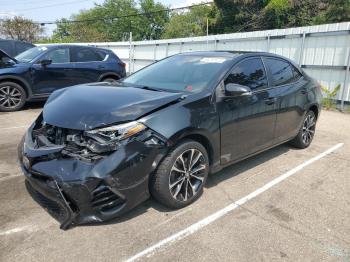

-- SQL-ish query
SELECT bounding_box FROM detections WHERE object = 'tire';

[0,82,26,112]
[151,140,209,209]
[289,110,316,149]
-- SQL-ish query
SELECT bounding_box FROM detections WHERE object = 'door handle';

[264,97,276,105]
[98,65,105,69]
[63,68,73,71]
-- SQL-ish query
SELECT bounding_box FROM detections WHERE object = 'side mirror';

[40,59,52,67]
[225,83,252,97]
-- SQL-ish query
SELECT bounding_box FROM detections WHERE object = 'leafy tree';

[162,4,218,39]
[135,0,169,40]
[315,0,350,24]
[214,0,267,32]
[262,0,292,29]
[52,0,168,42]
[287,0,328,26]
[214,0,349,33]
[0,16,44,43]
[48,0,350,42]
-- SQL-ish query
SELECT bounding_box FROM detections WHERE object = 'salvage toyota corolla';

[18,51,322,229]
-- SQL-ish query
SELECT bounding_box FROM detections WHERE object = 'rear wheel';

[151,140,209,209]
[290,110,316,149]
[0,82,26,112]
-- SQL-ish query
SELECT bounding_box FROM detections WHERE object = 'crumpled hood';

[43,83,183,130]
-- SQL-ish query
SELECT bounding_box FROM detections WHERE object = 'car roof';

[41,44,110,52]
[177,50,298,66]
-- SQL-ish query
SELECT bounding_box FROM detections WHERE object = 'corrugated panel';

[37,22,350,102]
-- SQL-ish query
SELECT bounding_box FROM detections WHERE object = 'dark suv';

[0,45,126,111]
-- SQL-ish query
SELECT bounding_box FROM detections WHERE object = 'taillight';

[118,61,126,68]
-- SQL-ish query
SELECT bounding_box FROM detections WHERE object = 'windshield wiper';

[136,85,163,92]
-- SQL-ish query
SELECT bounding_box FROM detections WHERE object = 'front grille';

[25,180,70,223]
[91,185,124,212]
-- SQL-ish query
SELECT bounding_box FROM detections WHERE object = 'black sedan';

[18,51,322,229]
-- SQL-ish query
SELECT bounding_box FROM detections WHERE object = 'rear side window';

[264,58,294,86]
[72,48,103,62]
[96,50,107,61]
[225,58,268,90]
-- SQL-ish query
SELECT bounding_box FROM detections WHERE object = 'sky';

[0,0,208,36]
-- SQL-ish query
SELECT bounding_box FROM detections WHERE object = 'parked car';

[0,39,34,57]
[18,51,322,229]
[0,45,126,111]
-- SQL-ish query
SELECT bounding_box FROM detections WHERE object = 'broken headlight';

[84,121,146,153]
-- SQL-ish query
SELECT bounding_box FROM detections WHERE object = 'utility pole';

[206,18,209,50]
[129,32,133,75]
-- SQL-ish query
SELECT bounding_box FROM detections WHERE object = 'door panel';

[30,63,77,94]
[262,57,308,143]
[218,57,277,165]
[218,89,277,164]
[70,47,104,84]
[273,80,309,143]
[30,47,77,94]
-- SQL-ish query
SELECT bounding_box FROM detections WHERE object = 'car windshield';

[15,46,48,63]
[122,55,232,93]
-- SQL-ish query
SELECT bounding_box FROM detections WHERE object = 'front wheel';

[151,140,209,209]
[290,110,317,149]
[0,82,26,112]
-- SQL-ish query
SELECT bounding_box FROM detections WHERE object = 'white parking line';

[125,143,344,262]
[0,174,22,182]
[0,225,35,236]
[0,125,28,131]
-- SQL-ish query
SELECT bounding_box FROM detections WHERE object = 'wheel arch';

[308,104,320,119]
[167,128,217,168]
[98,72,121,82]
[0,75,32,99]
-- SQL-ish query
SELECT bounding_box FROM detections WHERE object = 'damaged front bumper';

[18,118,167,230]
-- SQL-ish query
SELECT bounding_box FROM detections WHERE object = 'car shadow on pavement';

[23,101,46,110]
[205,144,291,189]
[85,144,292,228]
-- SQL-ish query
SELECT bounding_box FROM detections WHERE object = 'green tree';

[214,0,267,33]
[213,0,349,32]
[262,0,292,29]
[135,0,169,40]
[315,0,350,24]
[162,4,218,39]
[52,0,168,42]
[0,16,44,43]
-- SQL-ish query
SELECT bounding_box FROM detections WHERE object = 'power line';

[7,0,91,12]
[35,1,213,25]
[0,0,60,7]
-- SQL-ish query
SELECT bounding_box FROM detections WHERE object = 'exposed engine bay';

[30,114,165,163]
[31,118,126,162]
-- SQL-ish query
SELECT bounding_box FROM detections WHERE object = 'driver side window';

[42,48,70,64]
[225,58,268,90]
